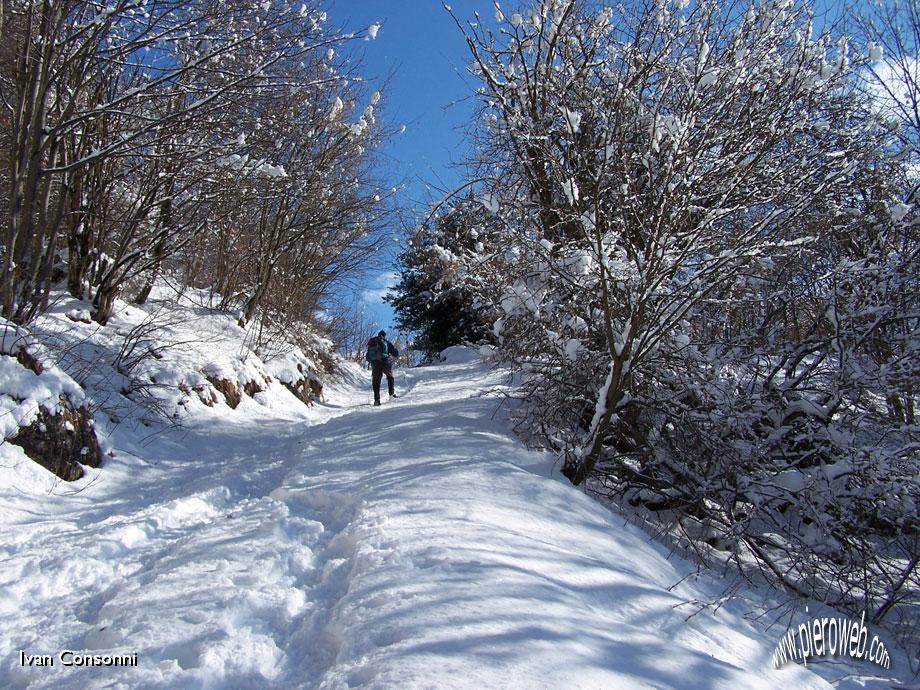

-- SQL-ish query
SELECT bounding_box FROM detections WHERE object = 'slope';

[0,347,902,689]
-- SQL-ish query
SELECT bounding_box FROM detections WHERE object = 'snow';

[889,201,911,222]
[0,329,908,689]
[479,192,500,214]
[0,355,83,438]
[66,308,91,323]
[562,177,579,204]
[867,42,884,62]
[367,23,380,40]
[438,345,481,364]
[329,97,344,121]
[581,360,615,454]
[0,320,36,355]
[698,70,718,88]
[562,106,582,134]
[0,318,86,440]
[564,338,582,361]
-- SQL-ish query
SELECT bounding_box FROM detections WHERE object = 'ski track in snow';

[0,354,902,689]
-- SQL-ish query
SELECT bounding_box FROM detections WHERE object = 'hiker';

[365,330,399,405]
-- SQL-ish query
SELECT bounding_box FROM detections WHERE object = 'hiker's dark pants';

[371,359,394,402]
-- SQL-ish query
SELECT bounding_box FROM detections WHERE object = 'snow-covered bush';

[449,0,918,652]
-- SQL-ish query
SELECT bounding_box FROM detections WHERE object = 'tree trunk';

[91,283,118,325]
[568,227,638,486]
[133,239,166,305]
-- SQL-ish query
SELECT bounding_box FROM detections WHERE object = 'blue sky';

[327,0,493,335]
[333,0,854,338]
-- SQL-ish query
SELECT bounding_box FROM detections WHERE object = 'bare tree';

[1,0,376,325]
[450,0,873,480]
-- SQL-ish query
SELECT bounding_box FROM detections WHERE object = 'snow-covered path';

[0,353,862,688]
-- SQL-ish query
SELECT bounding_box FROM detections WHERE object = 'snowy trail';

[0,353,861,689]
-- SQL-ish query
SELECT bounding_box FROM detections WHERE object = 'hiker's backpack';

[365,336,385,362]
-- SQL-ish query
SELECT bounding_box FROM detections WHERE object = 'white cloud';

[362,270,398,304]
[864,56,920,123]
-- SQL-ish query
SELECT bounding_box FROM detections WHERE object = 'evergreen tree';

[387,195,495,357]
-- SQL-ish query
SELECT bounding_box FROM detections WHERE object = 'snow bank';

[0,319,101,481]
[437,345,483,364]
[0,284,335,488]
[0,321,86,437]
[36,285,332,416]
